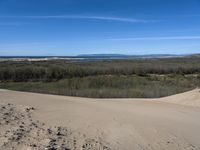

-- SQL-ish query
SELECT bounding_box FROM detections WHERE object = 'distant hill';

[188,54,200,58]
[77,54,183,59]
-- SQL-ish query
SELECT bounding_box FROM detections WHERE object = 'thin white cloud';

[109,36,200,41]
[0,15,150,23]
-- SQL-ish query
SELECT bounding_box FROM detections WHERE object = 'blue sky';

[0,0,200,56]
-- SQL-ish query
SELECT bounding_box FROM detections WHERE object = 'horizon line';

[0,53,198,57]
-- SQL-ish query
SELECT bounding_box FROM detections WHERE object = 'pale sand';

[0,89,200,150]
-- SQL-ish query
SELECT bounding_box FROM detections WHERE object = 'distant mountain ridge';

[77,54,184,58]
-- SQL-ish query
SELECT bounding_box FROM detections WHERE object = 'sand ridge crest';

[160,88,200,107]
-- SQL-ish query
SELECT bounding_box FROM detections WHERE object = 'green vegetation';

[0,74,199,98]
[0,57,200,98]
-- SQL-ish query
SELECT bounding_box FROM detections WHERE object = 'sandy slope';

[0,89,200,150]
[160,88,200,107]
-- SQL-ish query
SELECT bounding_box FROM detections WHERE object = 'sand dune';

[0,89,200,150]
[160,88,200,107]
